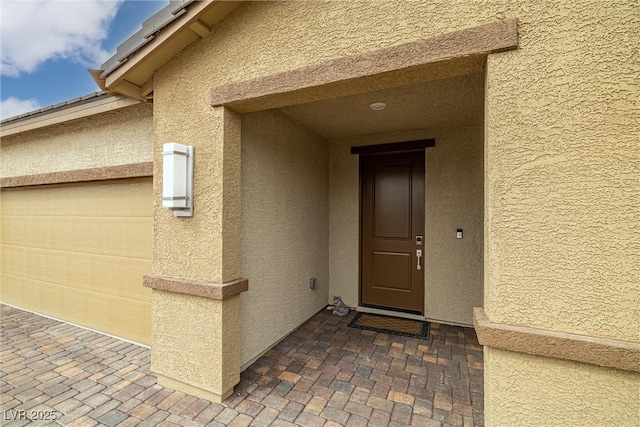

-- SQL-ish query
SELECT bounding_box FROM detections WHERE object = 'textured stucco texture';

[151,1,639,425]
[159,0,637,340]
[151,100,242,283]
[150,90,244,397]
[240,110,329,366]
[329,126,483,326]
[485,347,640,426]
[0,103,153,178]
[151,290,240,401]
[483,2,639,345]
[474,307,640,373]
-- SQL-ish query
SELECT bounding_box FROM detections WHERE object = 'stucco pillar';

[144,106,246,403]
[478,6,640,425]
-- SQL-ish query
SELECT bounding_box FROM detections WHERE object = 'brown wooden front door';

[360,151,425,314]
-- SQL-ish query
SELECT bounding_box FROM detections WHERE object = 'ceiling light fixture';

[369,102,387,111]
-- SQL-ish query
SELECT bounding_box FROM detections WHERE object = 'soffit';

[279,73,484,139]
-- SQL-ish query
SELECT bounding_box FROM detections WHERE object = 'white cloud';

[0,97,42,120]
[1,0,123,77]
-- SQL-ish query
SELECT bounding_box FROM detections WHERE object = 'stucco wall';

[240,110,329,366]
[480,2,639,425]
[179,0,635,341]
[0,103,153,178]
[329,127,483,326]
[484,347,640,426]
[153,0,638,424]
[483,3,639,344]
[151,290,240,401]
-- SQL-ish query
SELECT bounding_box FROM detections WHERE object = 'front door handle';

[417,249,422,270]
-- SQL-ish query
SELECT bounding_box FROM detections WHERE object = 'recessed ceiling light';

[369,102,387,111]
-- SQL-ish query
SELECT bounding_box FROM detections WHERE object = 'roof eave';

[0,94,141,138]
[94,1,243,101]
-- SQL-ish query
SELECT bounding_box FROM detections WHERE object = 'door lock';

[416,249,422,270]
[416,235,423,245]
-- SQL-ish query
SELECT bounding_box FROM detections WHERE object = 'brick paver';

[1,305,483,426]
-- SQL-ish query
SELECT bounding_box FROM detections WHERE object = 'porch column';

[144,106,246,403]
[479,8,640,425]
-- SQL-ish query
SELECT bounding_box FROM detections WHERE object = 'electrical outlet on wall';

[309,278,316,289]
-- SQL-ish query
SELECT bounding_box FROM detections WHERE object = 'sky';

[0,0,169,120]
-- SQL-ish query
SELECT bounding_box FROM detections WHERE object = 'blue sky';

[1,0,169,120]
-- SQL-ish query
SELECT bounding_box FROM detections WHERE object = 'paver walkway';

[1,305,483,426]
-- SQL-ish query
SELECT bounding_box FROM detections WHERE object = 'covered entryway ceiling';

[279,72,484,139]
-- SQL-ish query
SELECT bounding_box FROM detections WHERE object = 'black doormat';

[348,312,430,340]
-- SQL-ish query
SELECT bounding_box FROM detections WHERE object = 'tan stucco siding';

[151,290,240,401]
[0,179,153,344]
[240,110,329,366]
[195,1,512,88]
[153,82,242,285]
[479,2,639,425]
[425,127,484,324]
[484,347,640,426]
[159,1,518,100]
[152,0,494,287]
[0,103,153,178]
[329,126,483,326]
[156,0,638,339]
[152,0,638,423]
[483,3,639,343]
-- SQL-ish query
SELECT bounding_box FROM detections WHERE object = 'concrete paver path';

[1,305,483,426]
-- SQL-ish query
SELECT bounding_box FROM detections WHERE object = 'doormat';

[348,312,430,340]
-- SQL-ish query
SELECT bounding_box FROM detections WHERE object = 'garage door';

[0,178,152,344]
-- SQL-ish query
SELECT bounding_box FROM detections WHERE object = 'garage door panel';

[1,274,151,345]
[1,246,151,303]
[0,178,152,344]
[1,179,152,218]
[2,216,152,259]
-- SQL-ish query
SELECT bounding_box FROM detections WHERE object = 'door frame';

[353,139,435,314]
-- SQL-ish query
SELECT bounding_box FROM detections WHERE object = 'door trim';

[351,139,435,155]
